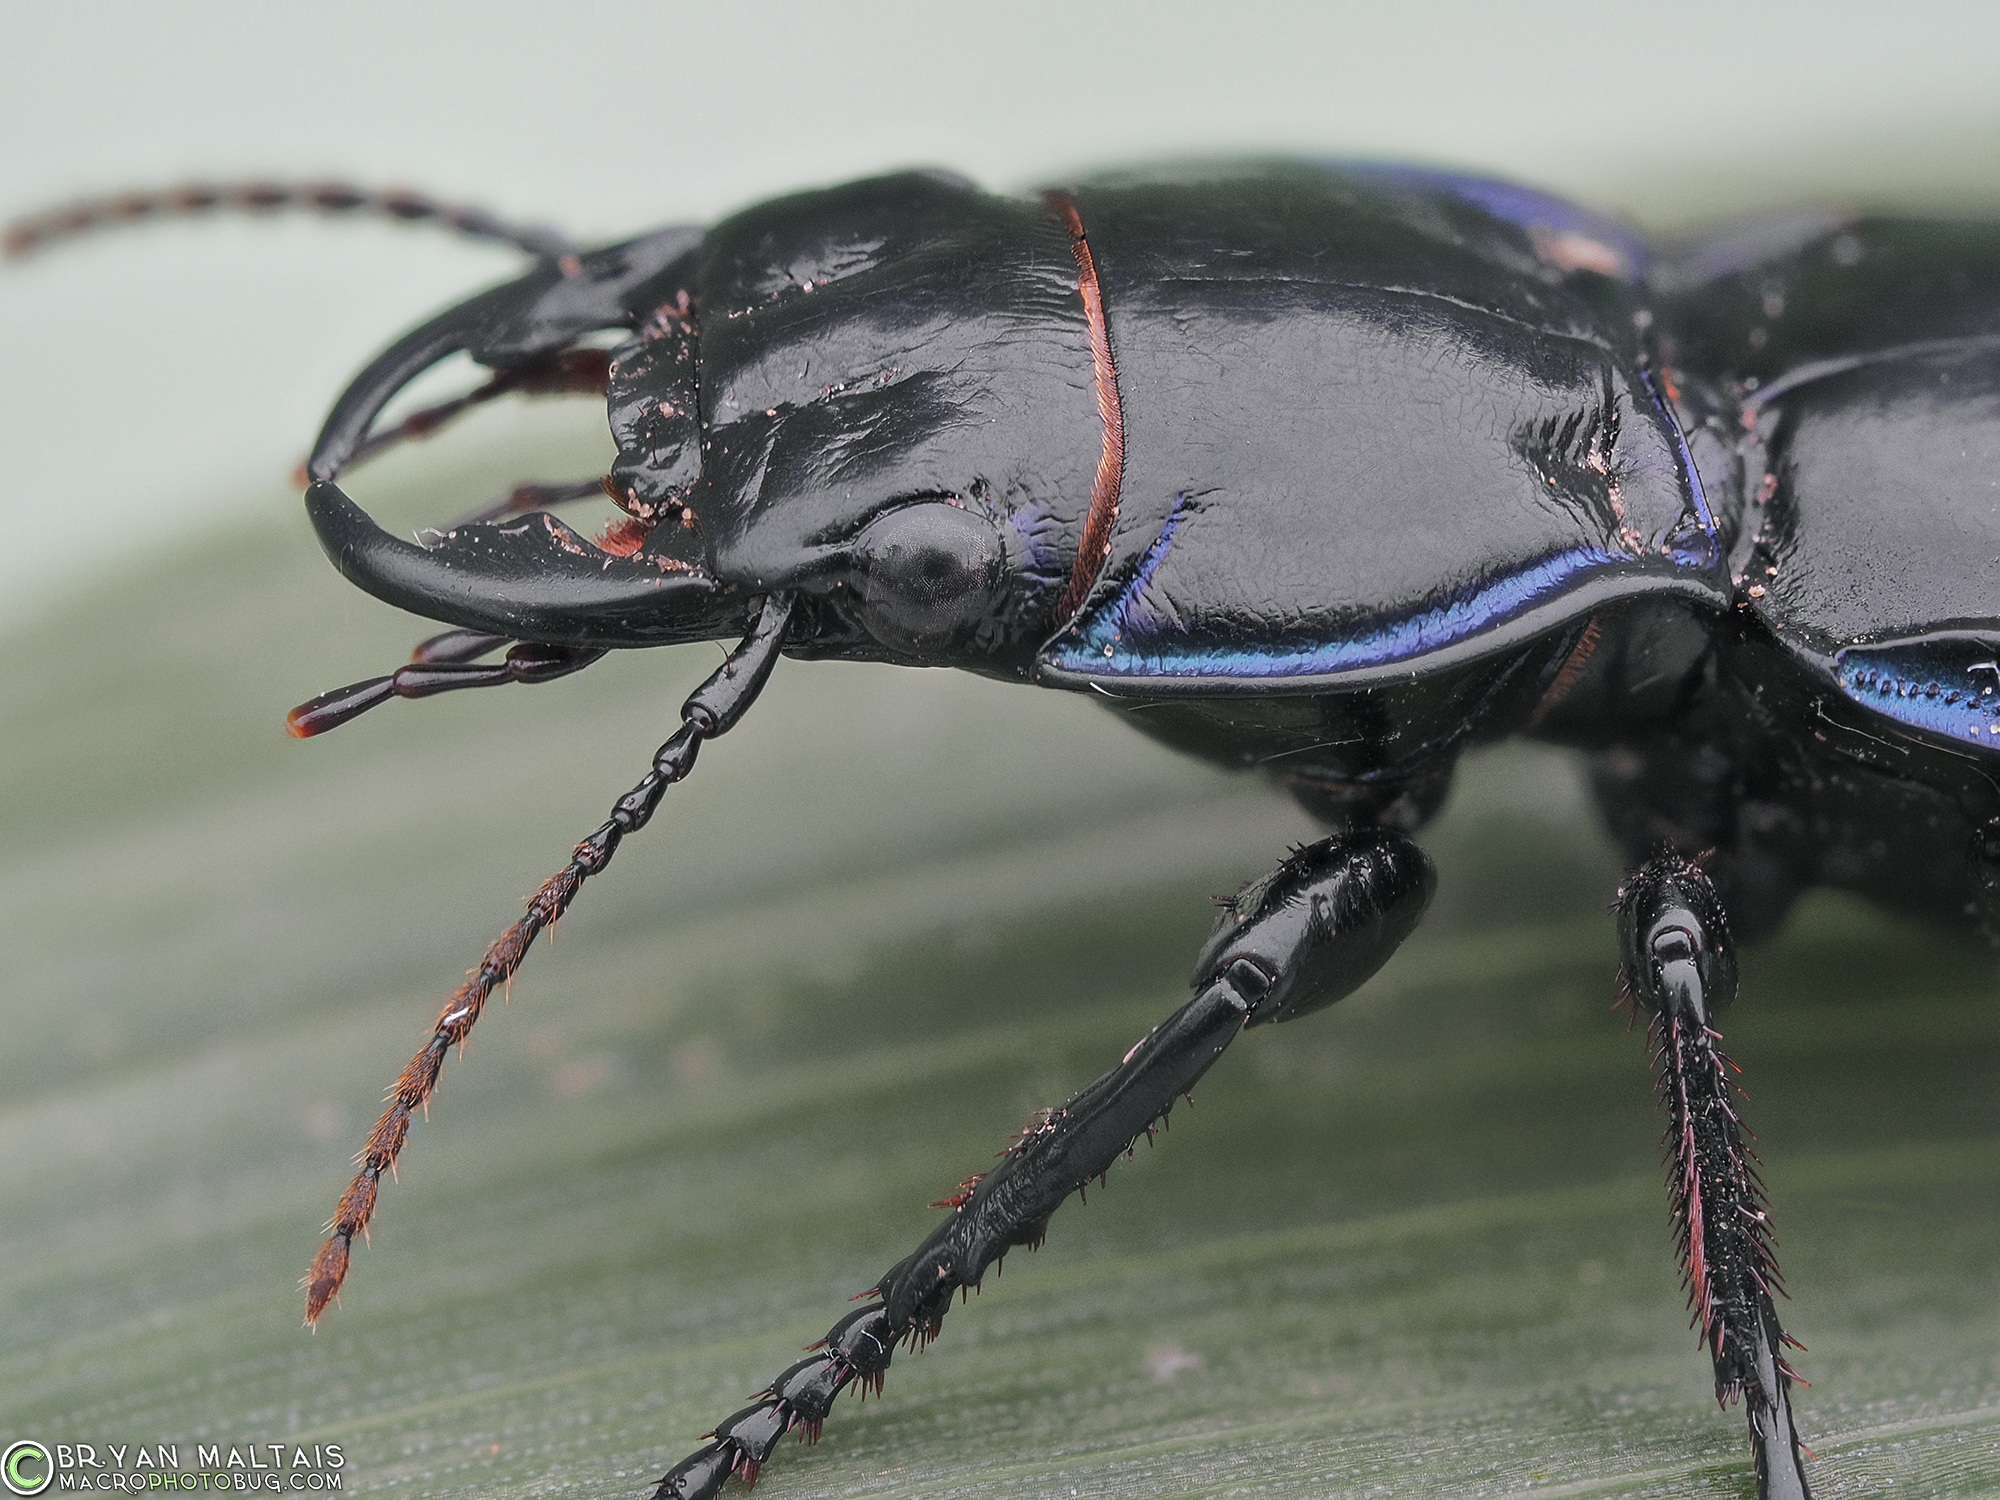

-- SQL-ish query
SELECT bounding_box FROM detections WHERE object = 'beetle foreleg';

[1616,851,1812,1500]
[302,594,793,1325]
[649,829,1434,1500]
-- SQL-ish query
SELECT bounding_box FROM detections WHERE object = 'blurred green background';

[4,4,1999,1496]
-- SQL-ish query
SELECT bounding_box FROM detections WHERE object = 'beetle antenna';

[303,595,793,1324]
[4,180,577,262]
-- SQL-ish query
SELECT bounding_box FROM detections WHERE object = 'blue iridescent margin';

[1050,534,1630,681]
[1837,637,2000,746]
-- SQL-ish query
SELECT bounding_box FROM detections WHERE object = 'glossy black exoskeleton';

[22,163,2000,1500]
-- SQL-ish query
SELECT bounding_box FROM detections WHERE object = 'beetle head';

[301,220,766,647]
[617,172,1104,675]
[308,173,1104,675]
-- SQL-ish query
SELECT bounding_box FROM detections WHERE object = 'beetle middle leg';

[650,828,1435,1500]
[1617,851,1812,1500]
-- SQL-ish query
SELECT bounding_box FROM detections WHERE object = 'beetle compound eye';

[853,502,1004,656]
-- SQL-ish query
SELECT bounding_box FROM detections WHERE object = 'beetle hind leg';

[650,828,1436,1500]
[1616,851,1813,1500]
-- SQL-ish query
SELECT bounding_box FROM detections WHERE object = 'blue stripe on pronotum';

[16,160,2000,1500]
[1052,538,1635,680]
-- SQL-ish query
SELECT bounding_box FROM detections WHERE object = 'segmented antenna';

[3,180,576,261]
[302,595,794,1326]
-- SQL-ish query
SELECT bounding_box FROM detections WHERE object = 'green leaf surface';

[4,469,1998,1498]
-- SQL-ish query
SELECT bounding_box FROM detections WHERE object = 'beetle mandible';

[15,162,2000,1500]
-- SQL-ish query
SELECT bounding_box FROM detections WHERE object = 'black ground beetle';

[16,161,2000,1499]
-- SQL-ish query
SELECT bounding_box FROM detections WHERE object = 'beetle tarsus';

[302,596,793,1325]
[650,829,1432,1495]
[1617,850,1813,1500]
